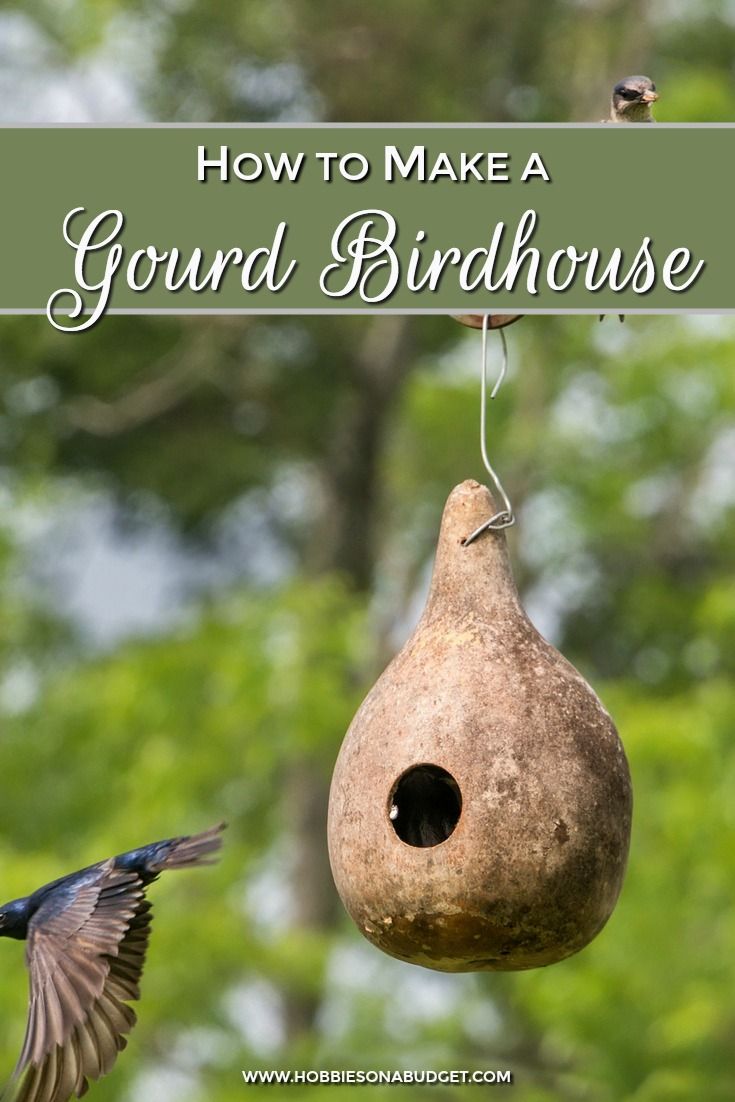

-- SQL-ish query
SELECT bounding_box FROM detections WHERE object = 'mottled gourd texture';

[328,480,632,972]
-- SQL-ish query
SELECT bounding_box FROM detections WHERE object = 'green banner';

[0,125,731,327]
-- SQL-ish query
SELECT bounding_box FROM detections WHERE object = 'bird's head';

[611,75,658,122]
[0,897,30,939]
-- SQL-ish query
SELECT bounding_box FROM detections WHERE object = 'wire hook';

[462,314,516,546]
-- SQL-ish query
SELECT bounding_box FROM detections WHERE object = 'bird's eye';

[621,89,640,100]
[650,83,656,92]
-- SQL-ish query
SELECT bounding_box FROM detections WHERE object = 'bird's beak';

[641,90,658,103]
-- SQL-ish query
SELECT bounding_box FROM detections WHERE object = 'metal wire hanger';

[462,314,516,546]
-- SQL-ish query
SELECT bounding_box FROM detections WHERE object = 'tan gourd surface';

[328,480,632,972]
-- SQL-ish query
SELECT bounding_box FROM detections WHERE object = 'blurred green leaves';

[0,577,367,1100]
[2,312,735,1099]
[1,2,735,1098]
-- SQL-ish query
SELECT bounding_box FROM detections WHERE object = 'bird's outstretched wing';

[8,862,152,1102]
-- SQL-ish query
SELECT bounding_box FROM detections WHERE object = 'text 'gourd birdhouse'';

[328,480,632,972]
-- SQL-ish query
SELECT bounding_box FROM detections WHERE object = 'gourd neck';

[424,480,524,622]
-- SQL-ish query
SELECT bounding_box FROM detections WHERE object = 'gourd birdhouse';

[328,480,632,972]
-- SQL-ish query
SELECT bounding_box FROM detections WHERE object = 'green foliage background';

[1,3,735,1101]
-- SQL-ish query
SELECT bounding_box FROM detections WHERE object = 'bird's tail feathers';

[158,823,227,871]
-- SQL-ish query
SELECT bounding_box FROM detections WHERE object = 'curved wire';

[462,314,516,546]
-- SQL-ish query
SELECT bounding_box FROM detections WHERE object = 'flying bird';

[607,74,658,123]
[0,823,225,1102]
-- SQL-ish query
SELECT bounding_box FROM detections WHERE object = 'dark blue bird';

[0,824,225,1102]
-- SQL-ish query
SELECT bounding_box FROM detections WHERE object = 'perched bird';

[0,823,225,1102]
[608,75,658,123]
[600,74,658,322]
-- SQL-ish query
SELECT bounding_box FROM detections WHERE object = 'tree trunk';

[283,316,414,1043]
